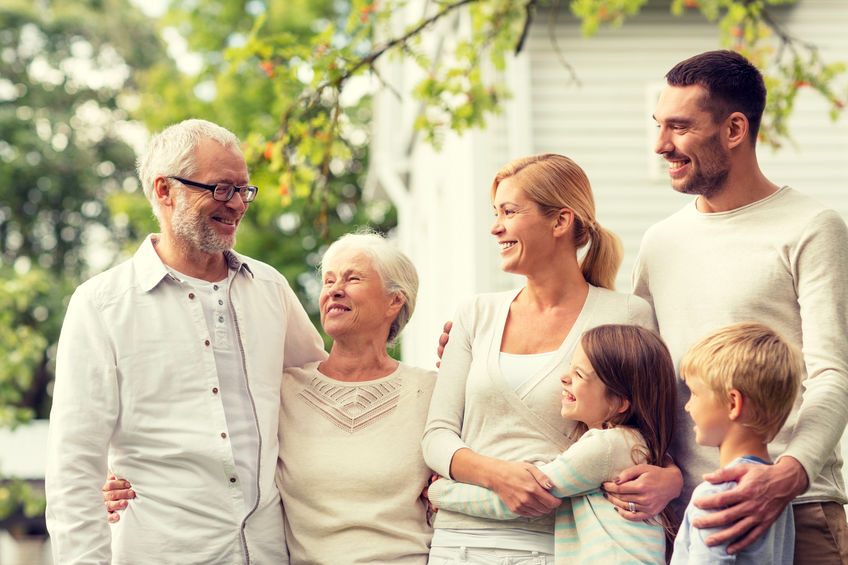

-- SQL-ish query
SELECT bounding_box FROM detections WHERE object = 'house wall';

[380,0,848,368]
[524,0,848,292]
[371,0,848,496]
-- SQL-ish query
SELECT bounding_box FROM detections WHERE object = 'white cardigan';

[422,285,657,534]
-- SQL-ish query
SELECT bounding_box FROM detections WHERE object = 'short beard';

[171,193,235,256]
[674,133,730,199]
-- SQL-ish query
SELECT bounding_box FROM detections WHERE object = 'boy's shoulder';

[690,456,770,504]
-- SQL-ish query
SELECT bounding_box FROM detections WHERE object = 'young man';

[671,322,801,564]
[608,50,848,563]
[45,119,327,564]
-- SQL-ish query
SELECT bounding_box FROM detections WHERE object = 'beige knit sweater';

[277,362,436,564]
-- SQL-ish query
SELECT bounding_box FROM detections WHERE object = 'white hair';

[321,229,419,343]
[136,119,241,220]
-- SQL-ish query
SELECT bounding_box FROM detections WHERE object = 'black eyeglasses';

[167,176,258,203]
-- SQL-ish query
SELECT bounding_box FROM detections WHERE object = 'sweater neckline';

[691,185,790,219]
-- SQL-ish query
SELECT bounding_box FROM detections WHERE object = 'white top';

[172,270,259,506]
[45,235,327,565]
[429,427,666,564]
[277,361,436,564]
[500,351,558,391]
[634,186,848,512]
[422,285,657,535]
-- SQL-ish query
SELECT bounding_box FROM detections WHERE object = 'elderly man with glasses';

[45,119,327,564]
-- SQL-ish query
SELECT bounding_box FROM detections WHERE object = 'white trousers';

[428,546,552,564]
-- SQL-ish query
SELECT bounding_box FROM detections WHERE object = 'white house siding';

[525,0,848,291]
[376,0,848,365]
[370,0,848,498]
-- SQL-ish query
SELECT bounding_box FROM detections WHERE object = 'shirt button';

[213,285,219,291]
[218,316,224,323]
[188,293,195,299]
[204,340,211,346]
[218,299,223,305]
[220,432,227,438]
[211,387,218,394]
[229,477,237,483]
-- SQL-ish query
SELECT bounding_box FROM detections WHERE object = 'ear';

[552,208,574,237]
[154,176,175,207]
[615,397,631,415]
[726,112,749,149]
[386,292,405,318]
[727,389,744,421]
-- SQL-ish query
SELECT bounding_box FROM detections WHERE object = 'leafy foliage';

[229,0,846,205]
[0,0,168,524]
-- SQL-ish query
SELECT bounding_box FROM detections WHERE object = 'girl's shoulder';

[580,427,648,459]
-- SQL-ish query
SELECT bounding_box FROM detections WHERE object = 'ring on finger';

[628,501,636,513]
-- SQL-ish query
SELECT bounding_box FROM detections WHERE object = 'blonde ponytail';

[579,223,622,290]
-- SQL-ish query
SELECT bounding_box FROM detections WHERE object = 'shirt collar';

[133,234,254,293]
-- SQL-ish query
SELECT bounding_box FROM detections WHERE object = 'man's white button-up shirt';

[45,235,327,565]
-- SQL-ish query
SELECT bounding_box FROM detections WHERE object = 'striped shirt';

[428,427,666,564]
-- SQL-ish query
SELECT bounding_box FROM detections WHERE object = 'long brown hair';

[581,324,678,553]
[490,154,622,289]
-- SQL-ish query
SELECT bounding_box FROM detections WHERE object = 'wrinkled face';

[490,177,557,275]
[683,375,730,447]
[560,343,617,429]
[653,84,731,199]
[319,249,397,341]
[168,138,249,255]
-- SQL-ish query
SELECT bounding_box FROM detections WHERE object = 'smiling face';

[168,137,249,255]
[490,176,559,275]
[683,374,731,447]
[560,343,620,429]
[319,249,399,342]
[653,84,731,199]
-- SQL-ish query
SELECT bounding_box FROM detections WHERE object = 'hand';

[435,321,452,368]
[691,456,807,554]
[421,473,441,513]
[487,460,560,518]
[602,461,682,521]
[102,473,136,523]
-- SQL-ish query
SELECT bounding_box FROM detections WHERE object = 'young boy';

[671,322,802,564]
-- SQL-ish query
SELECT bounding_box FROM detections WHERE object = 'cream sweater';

[422,285,656,534]
[634,186,848,513]
[277,362,436,564]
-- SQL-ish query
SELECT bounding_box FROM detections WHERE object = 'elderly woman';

[278,231,434,563]
[105,231,435,564]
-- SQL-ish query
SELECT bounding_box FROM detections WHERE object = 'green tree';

[0,0,168,525]
[228,0,846,201]
[130,0,397,336]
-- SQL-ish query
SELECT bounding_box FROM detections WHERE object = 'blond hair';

[680,322,802,442]
[490,154,622,290]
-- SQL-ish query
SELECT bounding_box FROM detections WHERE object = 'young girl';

[426,324,677,564]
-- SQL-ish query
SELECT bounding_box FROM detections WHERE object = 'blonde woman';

[423,154,681,564]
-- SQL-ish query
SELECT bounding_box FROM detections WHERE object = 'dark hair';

[580,324,679,553]
[666,50,766,144]
[581,325,676,468]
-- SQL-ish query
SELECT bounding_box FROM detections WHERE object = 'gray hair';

[136,119,242,220]
[321,230,419,344]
